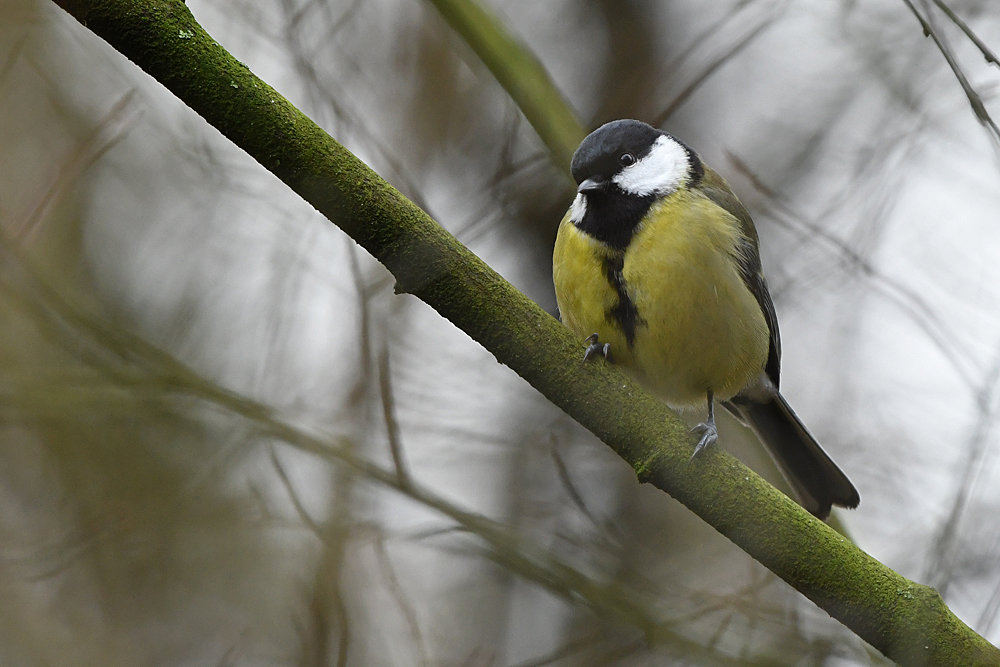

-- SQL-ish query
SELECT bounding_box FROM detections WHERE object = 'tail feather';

[730,393,859,520]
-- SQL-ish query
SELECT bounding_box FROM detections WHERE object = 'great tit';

[552,119,859,520]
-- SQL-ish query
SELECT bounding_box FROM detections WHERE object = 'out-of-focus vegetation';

[3,0,1000,665]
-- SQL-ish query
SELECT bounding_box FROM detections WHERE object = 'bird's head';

[567,120,703,248]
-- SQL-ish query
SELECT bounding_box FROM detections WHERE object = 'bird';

[552,119,859,520]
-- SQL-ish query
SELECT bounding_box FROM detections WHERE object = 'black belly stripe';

[602,255,642,347]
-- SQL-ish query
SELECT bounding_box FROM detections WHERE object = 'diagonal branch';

[651,14,776,128]
[930,0,1000,68]
[422,0,585,177]
[45,1,1000,665]
[902,0,1000,143]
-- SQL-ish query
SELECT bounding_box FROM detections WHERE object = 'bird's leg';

[583,333,612,363]
[690,390,718,457]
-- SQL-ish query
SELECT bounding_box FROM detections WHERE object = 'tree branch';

[930,0,1000,68]
[423,0,585,177]
[902,0,1000,143]
[46,0,1000,664]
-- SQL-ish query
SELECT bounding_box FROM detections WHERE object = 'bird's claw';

[583,333,611,363]
[690,421,718,459]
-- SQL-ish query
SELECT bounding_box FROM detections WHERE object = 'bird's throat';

[573,190,655,251]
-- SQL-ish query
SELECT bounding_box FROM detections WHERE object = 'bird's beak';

[577,177,609,195]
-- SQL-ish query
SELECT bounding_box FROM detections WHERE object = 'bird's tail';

[728,393,859,520]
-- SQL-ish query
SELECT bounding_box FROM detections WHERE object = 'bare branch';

[924,343,1000,595]
[378,345,413,490]
[12,91,139,244]
[549,435,603,531]
[902,0,1000,144]
[423,0,585,175]
[372,534,430,667]
[652,12,778,128]
[930,0,1000,67]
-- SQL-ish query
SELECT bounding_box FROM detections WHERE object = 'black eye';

[619,153,635,167]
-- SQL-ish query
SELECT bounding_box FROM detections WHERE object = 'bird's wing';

[694,166,781,388]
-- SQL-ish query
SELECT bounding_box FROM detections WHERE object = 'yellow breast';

[552,189,770,407]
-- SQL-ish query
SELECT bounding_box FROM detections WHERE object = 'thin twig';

[660,0,770,78]
[652,16,776,128]
[507,635,605,667]
[379,345,413,489]
[0,37,28,93]
[270,446,327,539]
[923,342,1000,595]
[372,533,430,667]
[902,0,1000,143]
[930,0,999,67]
[13,91,139,244]
[549,435,601,529]
[977,573,1000,637]
[277,0,434,214]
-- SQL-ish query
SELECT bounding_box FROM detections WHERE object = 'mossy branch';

[423,0,585,176]
[48,0,1000,664]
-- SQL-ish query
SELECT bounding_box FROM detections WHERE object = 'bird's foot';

[582,333,611,363]
[690,421,718,458]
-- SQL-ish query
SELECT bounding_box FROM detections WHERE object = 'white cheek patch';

[613,135,690,197]
[569,193,587,223]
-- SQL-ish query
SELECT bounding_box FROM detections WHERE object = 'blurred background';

[2,0,1000,664]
